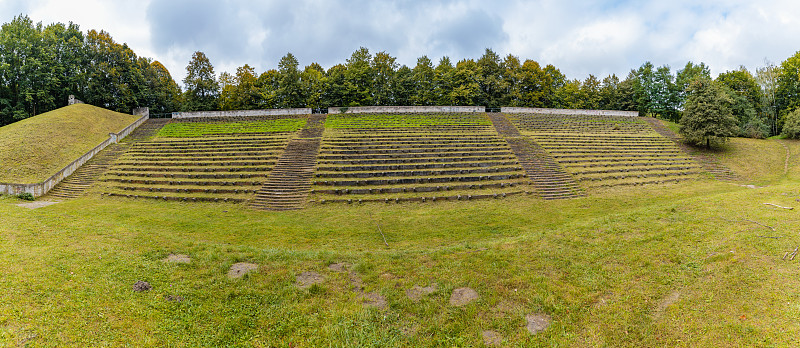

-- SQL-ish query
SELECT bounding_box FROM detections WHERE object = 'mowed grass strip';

[0,104,141,183]
[157,119,306,137]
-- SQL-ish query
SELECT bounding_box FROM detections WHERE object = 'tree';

[344,47,373,106]
[277,53,302,108]
[781,108,800,139]
[679,79,738,149]
[301,63,326,109]
[757,59,780,135]
[182,51,219,111]
[371,51,397,106]
[514,59,547,107]
[411,55,435,105]
[717,67,766,138]
[434,57,455,105]
[675,61,711,105]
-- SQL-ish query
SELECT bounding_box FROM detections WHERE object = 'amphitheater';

[2,105,720,211]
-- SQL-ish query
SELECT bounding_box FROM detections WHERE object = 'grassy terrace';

[157,119,306,137]
[97,119,303,201]
[5,133,800,345]
[0,104,141,183]
[315,113,529,202]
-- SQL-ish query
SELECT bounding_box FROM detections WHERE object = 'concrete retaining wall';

[172,108,311,119]
[328,106,485,114]
[501,107,639,117]
[1,111,149,198]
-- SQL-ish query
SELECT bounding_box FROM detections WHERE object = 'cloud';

[4,0,800,86]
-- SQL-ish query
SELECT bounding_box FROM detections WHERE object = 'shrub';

[17,192,34,201]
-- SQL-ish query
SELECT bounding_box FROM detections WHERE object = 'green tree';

[277,53,303,108]
[717,67,766,138]
[371,51,397,106]
[514,59,548,107]
[301,63,326,109]
[476,48,505,107]
[411,55,435,105]
[781,108,800,139]
[777,51,800,132]
[434,57,455,105]
[599,74,620,109]
[756,60,780,135]
[344,47,373,106]
[675,61,711,105]
[679,79,738,149]
[182,51,219,111]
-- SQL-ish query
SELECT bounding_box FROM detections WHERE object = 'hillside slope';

[0,104,141,183]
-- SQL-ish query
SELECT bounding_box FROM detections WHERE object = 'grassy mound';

[0,104,140,183]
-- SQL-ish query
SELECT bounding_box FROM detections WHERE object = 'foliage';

[0,15,182,126]
[780,108,800,139]
[16,192,34,201]
[679,79,738,148]
[182,51,219,111]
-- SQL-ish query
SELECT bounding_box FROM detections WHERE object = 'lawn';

[3,136,800,346]
[0,104,141,183]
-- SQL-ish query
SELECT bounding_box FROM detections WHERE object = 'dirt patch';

[525,313,551,335]
[593,292,614,308]
[132,280,152,292]
[482,330,502,346]
[15,201,59,209]
[362,292,387,308]
[348,272,364,292]
[406,283,438,302]
[653,290,681,319]
[164,254,190,264]
[165,295,184,302]
[328,262,351,272]
[296,271,325,289]
[227,262,258,279]
[449,287,479,307]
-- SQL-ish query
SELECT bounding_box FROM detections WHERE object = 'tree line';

[4,15,800,139]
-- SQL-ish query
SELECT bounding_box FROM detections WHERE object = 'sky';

[2,0,800,85]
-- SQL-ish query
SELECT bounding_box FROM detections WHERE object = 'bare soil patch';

[328,262,350,272]
[227,262,258,279]
[449,287,479,306]
[164,254,190,264]
[482,330,503,346]
[132,280,151,292]
[296,271,325,289]
[406,283,438,302]
[653,290,681,319]
[362,292,387,308]
[525,313,551,335]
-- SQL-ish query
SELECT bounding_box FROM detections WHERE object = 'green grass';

[157,119,306,137]
[325,113,492,129]
[0,104,141,183]
[8,118,800,345]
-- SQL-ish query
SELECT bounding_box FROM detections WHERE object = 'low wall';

[328,106,485,114]
[173,108,311,119]
[1,112,149,198]
[501,107,639,117]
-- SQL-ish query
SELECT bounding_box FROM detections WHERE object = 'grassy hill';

[0,104,141,183]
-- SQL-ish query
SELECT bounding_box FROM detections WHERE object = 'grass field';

[0,104,141,183]
[3,135,800,346]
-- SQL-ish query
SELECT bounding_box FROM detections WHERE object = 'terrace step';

[643,117,740,181]
[489,113,584,200]
[43,141,135,200]
[250,114,326,211]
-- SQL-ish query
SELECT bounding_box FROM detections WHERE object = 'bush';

[781,109,800,139]
[17,192,34,201]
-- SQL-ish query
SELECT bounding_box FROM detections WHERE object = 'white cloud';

[2,0,800,85]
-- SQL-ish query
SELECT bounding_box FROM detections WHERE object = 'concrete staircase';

[44,118,170,200]
[489,113,584,199]
[250,114,326,211]
[643,117,740,181]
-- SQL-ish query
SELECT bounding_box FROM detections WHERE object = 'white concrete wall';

[173,108,311,119]
[501,107,639,117]
[328,106,485,114]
